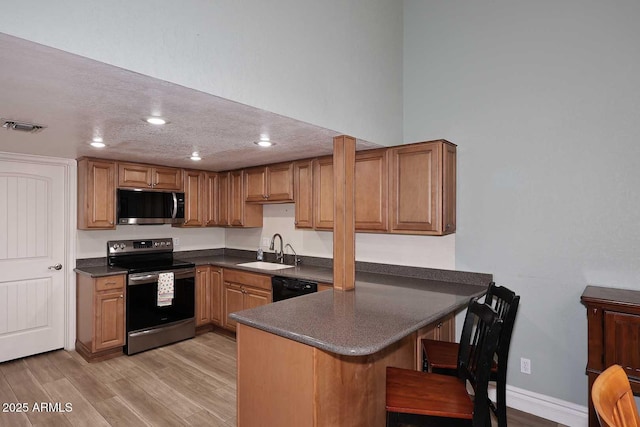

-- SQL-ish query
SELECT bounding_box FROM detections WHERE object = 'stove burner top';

[107,238,195,273]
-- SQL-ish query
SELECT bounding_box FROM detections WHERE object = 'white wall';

[0,0,403,146]
[76,226,225,259]
[404,0,640,406]
[226,204,455,269]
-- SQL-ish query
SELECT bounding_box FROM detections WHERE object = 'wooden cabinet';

[581,286,640,427]
[413,313,455,370]
[76,273,125,362]
[210,267,222,325]
[229,170,263,227]
[179,170,205,227]
[117,162,183,191]
[195,266,223,329]
[222,269,272,332]
[195,266,212,327]
[205,172,224,226]
[294,160,313,229]
[77,158,116,230]
[355,149,388,232]
[313,156,334,230]
[245,163,294,203]
[313,150,390,232]
[390,140,456,235]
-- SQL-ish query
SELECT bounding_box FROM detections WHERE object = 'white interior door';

[0,158,66,362]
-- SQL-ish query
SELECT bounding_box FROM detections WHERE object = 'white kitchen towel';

[157,272,174,307]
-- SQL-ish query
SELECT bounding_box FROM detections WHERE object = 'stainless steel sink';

[236,261,295,271]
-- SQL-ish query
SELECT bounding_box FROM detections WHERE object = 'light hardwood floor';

[0,332,564,427]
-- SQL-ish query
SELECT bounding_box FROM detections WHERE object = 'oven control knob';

[154,242,159,247]
[112,244,119,251]
[119,243,126,249]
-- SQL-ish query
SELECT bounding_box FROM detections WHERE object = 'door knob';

[48,263,62,270]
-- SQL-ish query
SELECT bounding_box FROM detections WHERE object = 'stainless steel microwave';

[117,189,185,225]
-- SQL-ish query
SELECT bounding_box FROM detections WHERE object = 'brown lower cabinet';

[222,268,272,332]
[413,312,455,370]
[195,266,223,331]
[76,273,126,362]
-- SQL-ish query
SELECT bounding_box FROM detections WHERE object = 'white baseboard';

[488,384,588,426]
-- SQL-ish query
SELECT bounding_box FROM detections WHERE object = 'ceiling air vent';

[2,120,46,133]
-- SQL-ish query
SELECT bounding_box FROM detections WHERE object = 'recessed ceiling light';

[255,140,274,147]
[146,117,167,125]
[190,152,202,161]
[90,141,106,148]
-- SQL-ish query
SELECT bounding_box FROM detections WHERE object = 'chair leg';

[496,375,507,427]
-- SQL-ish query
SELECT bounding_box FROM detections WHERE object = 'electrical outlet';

[262,237,270,248]
[174,237,180,247]
[520,357,531,374]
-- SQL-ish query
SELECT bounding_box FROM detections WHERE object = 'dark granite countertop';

[230,277,487,356]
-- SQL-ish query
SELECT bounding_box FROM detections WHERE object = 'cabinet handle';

[437,322,443,328]
[593,308,598,315]
[119,294,124,298]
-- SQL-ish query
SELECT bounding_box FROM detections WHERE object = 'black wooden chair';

[422,283,520,427]
[386,299,503,427]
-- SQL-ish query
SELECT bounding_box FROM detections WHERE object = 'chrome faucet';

[269,233,284,263]
[284,243,301,266]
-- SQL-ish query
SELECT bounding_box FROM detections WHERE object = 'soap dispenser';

[257,247,264,261]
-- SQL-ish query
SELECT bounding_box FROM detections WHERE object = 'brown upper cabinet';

[313,156,335,230]
[389,140,456,235]
[293,160,313,229]
[179,170,205,227]
[229,170,263,227]
[311,150,389,232]
[77,158,117,230]
[245,162,294,203]
[118,162,183,191]
[205,172,225,226]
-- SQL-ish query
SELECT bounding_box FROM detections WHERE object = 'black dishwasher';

[272,276,318,302]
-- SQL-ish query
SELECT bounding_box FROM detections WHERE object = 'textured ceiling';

[0,33,380,171]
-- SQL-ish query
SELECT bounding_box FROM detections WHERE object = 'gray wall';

[0,0,403,146]
[404,0,640,405]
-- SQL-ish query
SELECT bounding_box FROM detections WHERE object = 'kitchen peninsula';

[230,273,488,427]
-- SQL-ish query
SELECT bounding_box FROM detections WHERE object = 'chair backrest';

[485,282,520,373]
[592,364,640,427]
[457,298,503,426]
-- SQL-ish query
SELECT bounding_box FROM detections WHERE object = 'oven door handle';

[129,274,158,282]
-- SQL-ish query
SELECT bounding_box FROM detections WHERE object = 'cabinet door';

[182,170,204,227]
[210,268,222,325]
[442,143,457,234]
[229,170,245,226]
[94,289,125,352]
[223,282,244,331]
[294,160,313,229]
[355,149,388,232]
[414,313,455,370]
[245,167,267,202]
[78,159,116,229]
[152,167,183,191]
[390,142,442,234]
[245,287,271,309]
[204,172,218,226]
[195,267,211,326]
[604,311,640,378]
[217,172,230,226]
[118,162,152,188]
[313,156,334,230]
[266,163,294,202]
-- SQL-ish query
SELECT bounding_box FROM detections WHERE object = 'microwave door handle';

[171,192,178,219]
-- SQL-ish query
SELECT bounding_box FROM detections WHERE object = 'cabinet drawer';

[223,268,271,291]
[95,275,125,292]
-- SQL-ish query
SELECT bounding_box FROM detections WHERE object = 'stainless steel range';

[107,238,196,355]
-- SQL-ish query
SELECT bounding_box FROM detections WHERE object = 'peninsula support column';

[333,135,356,291]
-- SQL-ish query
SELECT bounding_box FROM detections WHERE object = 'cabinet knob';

[148,183,152,187]
[446,224,452,230]
[593,308,598,315]
[119,294,124,299]
[437,322,443,328]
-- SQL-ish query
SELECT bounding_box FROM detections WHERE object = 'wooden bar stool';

[422,283,519,427]
[386,299,503,427]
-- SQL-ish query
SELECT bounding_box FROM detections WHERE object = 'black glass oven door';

[126,268,195,333]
